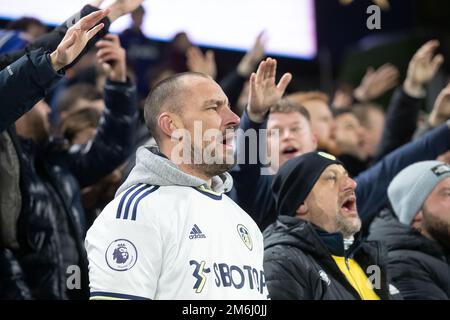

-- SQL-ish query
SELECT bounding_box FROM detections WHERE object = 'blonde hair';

[270,99,311,121]
[286,91,330,106]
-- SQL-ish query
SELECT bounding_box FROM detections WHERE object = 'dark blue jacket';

[0,48,138,299]
[229,111,450,231]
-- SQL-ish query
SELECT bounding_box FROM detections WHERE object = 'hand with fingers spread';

[247,58,292,123]
[404,40,444,98]
[429,84,450,127]
[237,31,267,77]
[332,89,354,110]
[353,63,400,102]
[186,47,217,79]
[96,34,127,82]
[50,9,110,72]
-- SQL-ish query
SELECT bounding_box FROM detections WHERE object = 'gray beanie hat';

[388,161,450,225]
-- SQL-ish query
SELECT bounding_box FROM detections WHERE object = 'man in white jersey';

[85,58,291,299]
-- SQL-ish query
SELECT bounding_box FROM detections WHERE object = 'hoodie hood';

[116,146,233,196]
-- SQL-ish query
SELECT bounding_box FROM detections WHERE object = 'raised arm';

[0,0,146,71]
[374,40,443,160]
[63,34,138,187]
[353,63,399,104]
[229,59,291,224]
[0,9,109,132]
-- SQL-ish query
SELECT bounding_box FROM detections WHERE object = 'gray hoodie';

[116,146,234,196]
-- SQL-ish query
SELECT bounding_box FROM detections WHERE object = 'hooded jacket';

[263,216,401,300]
[368,209,450,299]
[86,147,267,300]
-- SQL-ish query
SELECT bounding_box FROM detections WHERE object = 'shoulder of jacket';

[265,244,315,272]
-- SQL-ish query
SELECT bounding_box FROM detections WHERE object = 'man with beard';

[368,161,450,299]
[85,59,288,299]
[263,152,402,300]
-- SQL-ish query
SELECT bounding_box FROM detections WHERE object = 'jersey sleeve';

[85,200,163,300]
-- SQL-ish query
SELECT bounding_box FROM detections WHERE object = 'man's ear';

[158,112,183,139]
[411,210,423,230]
[296,203,308,216]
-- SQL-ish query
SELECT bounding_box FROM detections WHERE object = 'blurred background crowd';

[0,0,449,300]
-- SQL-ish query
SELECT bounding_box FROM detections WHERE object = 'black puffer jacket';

[0,49,138,299]
[263,216,401,300]
[368,209,450,299]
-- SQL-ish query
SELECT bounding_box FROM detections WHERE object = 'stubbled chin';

[340,207,358,217]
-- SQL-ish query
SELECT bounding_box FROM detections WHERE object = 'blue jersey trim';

[131,186,160,221]
[116,183,143,219]
[123,184,152,220]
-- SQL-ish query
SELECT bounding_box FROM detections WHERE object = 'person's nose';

[344,176,357,191]
[280,127,294,141]
[222,107,240,129]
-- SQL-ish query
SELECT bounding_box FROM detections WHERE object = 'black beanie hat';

[272,152,343,216]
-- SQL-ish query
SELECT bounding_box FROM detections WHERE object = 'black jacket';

[263,216,400,300]
[0,49,138,299]
[368,209,450,299]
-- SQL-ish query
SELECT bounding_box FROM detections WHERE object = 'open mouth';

[221,134,235,148]
[282,146,299,156]
[358,140,365,148]
[341,195,357,215]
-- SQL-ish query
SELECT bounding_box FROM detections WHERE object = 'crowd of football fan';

[0,0,449,300]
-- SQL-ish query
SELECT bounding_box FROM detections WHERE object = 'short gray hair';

[144,72,209,143]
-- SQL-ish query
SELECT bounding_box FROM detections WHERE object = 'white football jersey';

[86,183,268,300]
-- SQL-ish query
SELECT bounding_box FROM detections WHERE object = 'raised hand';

[429,84,450,127]
[96,34,127,82]
[237,31,267,77]
[353,63,399,102]
[186,47,217,79]
[332,89,354,110]
[404,40,444,97]
[247,58,292,123]
[50,9,110,71]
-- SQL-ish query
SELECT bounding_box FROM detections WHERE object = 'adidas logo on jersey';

[189,224,206,239]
